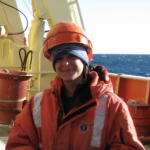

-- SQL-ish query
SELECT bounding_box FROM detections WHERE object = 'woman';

[6,21,145,150]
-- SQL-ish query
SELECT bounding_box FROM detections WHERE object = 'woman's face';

[55,54,84,83]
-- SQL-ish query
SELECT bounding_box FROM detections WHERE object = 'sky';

[16,0,150,54]
[79,0,150,54]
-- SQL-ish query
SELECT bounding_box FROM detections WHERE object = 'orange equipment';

[43,21,93,62]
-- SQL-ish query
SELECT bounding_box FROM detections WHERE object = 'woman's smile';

[61,68,74,73]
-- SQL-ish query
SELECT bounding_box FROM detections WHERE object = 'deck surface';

[0,124,150,150]
[0,124,11,150]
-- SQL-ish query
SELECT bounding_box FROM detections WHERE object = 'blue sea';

[89,54,150,77]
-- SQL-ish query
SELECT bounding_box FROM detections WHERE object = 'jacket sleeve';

[102,93,146,150]
[6,96,39,150]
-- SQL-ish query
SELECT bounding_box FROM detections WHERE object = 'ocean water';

[90,54,150,77]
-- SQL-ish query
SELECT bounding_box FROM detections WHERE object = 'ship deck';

[0,124,11,150]
[0,124,150,150]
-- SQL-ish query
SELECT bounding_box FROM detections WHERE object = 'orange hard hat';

[43,21,93,62]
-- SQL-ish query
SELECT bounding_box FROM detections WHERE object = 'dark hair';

[83,65,93,80]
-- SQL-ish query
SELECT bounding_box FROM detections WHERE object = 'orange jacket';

[6,71,145,150]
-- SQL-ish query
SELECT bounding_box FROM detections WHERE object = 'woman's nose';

[62,58,70,66]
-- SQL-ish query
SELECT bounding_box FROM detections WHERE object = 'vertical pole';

[27,19,45,99]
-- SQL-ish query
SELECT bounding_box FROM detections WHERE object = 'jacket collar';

[50,71,113,102]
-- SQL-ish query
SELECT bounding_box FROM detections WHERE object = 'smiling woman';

[6,21,145,150]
